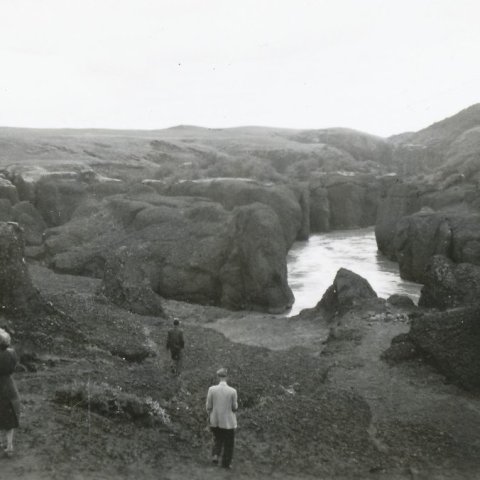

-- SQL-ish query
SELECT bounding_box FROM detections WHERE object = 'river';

[287,227,423,316]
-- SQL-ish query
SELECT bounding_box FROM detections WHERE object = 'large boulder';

[44,191,294,313]
[0,222,48,316]
[419,255,480,309]
[299,268,378,319]
[392,304,480,391]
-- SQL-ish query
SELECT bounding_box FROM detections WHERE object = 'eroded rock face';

[392,211,480,283]
[4,163,125,228]
[394,210,452,282]
[375,181,426,259]
[12,201,47,246]
[35,177,89,227]
[44,191,294,313]
[309,174,380,232]
[102,246,165,316]
[0,222,47,316]
[309,184,330,231]
[419,255,480,309]
[325,174,379,230]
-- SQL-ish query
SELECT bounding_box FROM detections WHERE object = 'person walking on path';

[206,368,238,469]
[0,328,20,458]
[166,319,184,375]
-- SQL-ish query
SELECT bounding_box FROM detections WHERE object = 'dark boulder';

[381,334,419,364]
[386,294,416,308]
[419,255,480,309]
[405,305,480,391]
[300,268,378,319]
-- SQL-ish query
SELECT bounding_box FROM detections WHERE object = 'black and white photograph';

[1,1,480,478]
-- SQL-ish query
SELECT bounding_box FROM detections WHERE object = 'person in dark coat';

[0,328,20,458]
[166,319,184,375]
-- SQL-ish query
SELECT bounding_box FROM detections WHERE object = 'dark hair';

[173,319,179,326]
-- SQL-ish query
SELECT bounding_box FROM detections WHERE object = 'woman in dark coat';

[0,328,20,458]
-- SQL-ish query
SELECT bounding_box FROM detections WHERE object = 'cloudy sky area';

[0,0,479,136]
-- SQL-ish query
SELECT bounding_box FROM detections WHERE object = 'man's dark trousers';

[211,427,235,467]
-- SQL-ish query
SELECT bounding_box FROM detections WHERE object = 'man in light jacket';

[206,367,238,469]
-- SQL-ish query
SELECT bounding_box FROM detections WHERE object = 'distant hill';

[389,104,480,178]
[2,105,480,183]
[0,125,393,183]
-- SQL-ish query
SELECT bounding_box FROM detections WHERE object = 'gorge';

[1,104,480,479]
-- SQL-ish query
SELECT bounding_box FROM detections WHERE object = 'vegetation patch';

[55,381,171,427]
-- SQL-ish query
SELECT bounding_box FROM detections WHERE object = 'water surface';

[287,227,422,316]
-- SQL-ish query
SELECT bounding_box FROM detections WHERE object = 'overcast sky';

[0,0,479,136]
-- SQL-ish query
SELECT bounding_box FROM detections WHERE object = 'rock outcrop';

[391,211,480,283]
[156,178,308,247]
[0,222,48,316]
[3,163,125,228]
[0,176,19,205]
[385,304,480,392]
[419,255,480,309]
[309,174,380,232]
[12,201,47,246]
[393,209,452,282]
[375,181,427,259]
[102,246,165,316]
[44,190,294,313]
